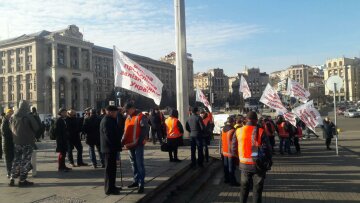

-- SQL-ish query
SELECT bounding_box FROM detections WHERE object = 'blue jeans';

[190,136,204,167]
[223,156,237,184]
[129,145,145,186]
[89,144,104,166]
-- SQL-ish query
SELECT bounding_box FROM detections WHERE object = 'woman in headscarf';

[165,109,184,162]
[9,100,39,187]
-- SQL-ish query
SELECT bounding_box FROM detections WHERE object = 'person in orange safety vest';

[276,115,291,155]
[232,111,272,203]
[221,116,239,186]
[121,103,149,194]
[165,109,184,162]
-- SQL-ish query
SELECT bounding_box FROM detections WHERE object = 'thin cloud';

[0,0,264,74]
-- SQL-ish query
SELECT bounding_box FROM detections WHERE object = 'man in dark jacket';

[66,109,87,167]
[321,117,336,150]
[149,108,164,144]
[1,108,14,178]
[83,109,104,168]
[100,105,122,195]
[56,108,72,172]
[186,107,205,168]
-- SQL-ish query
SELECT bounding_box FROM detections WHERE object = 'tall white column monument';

[174,0,189,136]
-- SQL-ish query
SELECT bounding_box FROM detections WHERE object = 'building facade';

[0,25,192,115]
[160,52,194,97]
[193,68,229,106]
[324,57,360,101]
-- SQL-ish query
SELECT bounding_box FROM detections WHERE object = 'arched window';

[333,62,337,67]
[328,63,331,68]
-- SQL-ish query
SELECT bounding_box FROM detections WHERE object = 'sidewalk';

[0,140,194,203]
[191,134,360,203]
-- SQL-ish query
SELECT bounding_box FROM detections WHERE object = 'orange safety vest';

[165,117,182,139]
[264,121,275,137]
[221,128,236,158]
[277,122,289,138]
[236,125,263,165]
[123,113,144,149]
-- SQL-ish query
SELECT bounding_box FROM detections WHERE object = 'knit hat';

[105,105,118,112]
[58,108,67,115]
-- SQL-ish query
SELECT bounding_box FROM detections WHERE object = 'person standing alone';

[100,105,123,195]
[321,117,336,150]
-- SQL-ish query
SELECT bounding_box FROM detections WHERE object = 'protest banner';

[113,46,163,105]
[260,84,288,113]
[286,78,310,103]
[196,87,212,112]
[293,100,323,133]
[239,75,251,99]
[284,112,297,127]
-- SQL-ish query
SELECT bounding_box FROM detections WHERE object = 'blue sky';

[1,0,359,75]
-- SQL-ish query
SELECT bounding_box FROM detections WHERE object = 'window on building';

[339,61,343,66]
[29,92,32,100]
[334,62,337,67]
[10,50,14,56]
[27,46,32,53]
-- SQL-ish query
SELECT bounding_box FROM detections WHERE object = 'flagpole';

[175,0,189,138]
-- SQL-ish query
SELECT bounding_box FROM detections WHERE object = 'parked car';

[344,109,359,118]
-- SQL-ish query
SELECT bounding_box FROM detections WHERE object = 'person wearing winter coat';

[9,100,39,186]
[1,108,14,178]
[83,109,104,168]
[55,108,72,172]
[321,117,336,150]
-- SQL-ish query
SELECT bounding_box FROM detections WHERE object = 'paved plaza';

[0,116,359,203]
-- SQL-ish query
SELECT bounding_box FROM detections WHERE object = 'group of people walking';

[220,111,337,203]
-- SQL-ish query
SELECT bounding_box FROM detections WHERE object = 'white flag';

[286,78,310,103]
[239,75,251,99]
[113,46,163,105]
[293,100,323,133]
[196,88,212,112]
[284,112,297,127]
[260,84,288,113]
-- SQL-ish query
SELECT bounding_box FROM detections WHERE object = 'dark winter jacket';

[149,110,162,130]
[1,117,14,153]
[322,120,336,139]
[66,116,81,144]
[83,115,101,146]
[100,115,122,153]
[55,117,69,153]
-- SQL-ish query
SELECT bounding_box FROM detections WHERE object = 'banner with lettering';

[284,112,297,127]
[239,75,251,99]
[113,46,163,105]
[260,84,288,113]
[196,87,212,112]
[286,78,310,103]
[293,100,323,133]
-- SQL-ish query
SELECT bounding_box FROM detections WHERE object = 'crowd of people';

[0,100,337,201]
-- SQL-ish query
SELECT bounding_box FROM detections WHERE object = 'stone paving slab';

[191,134,360,203]
[0,140,199,203]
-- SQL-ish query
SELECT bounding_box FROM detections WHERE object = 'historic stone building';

[193,68,229,106]
[160,51,194,97]
[0,25,194,115]
[324,57,360,101]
